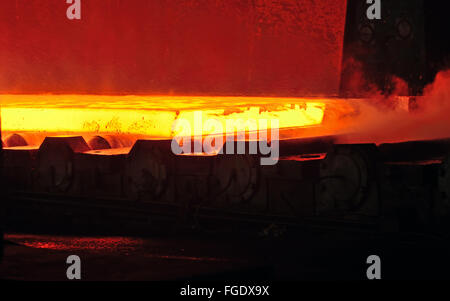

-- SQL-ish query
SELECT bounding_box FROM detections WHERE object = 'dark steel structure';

[341,0,450,96]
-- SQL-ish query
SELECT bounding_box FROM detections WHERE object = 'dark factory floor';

[2,228,450,281]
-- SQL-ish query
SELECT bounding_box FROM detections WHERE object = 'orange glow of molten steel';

[1,95,327,144]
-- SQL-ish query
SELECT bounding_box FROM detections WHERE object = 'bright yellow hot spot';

[1,95,326,138]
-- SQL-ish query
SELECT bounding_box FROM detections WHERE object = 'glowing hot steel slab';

[1,95,327,140]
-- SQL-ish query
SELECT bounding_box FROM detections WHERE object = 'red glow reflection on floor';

[4,234,233,262]
[5,234,142,252]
